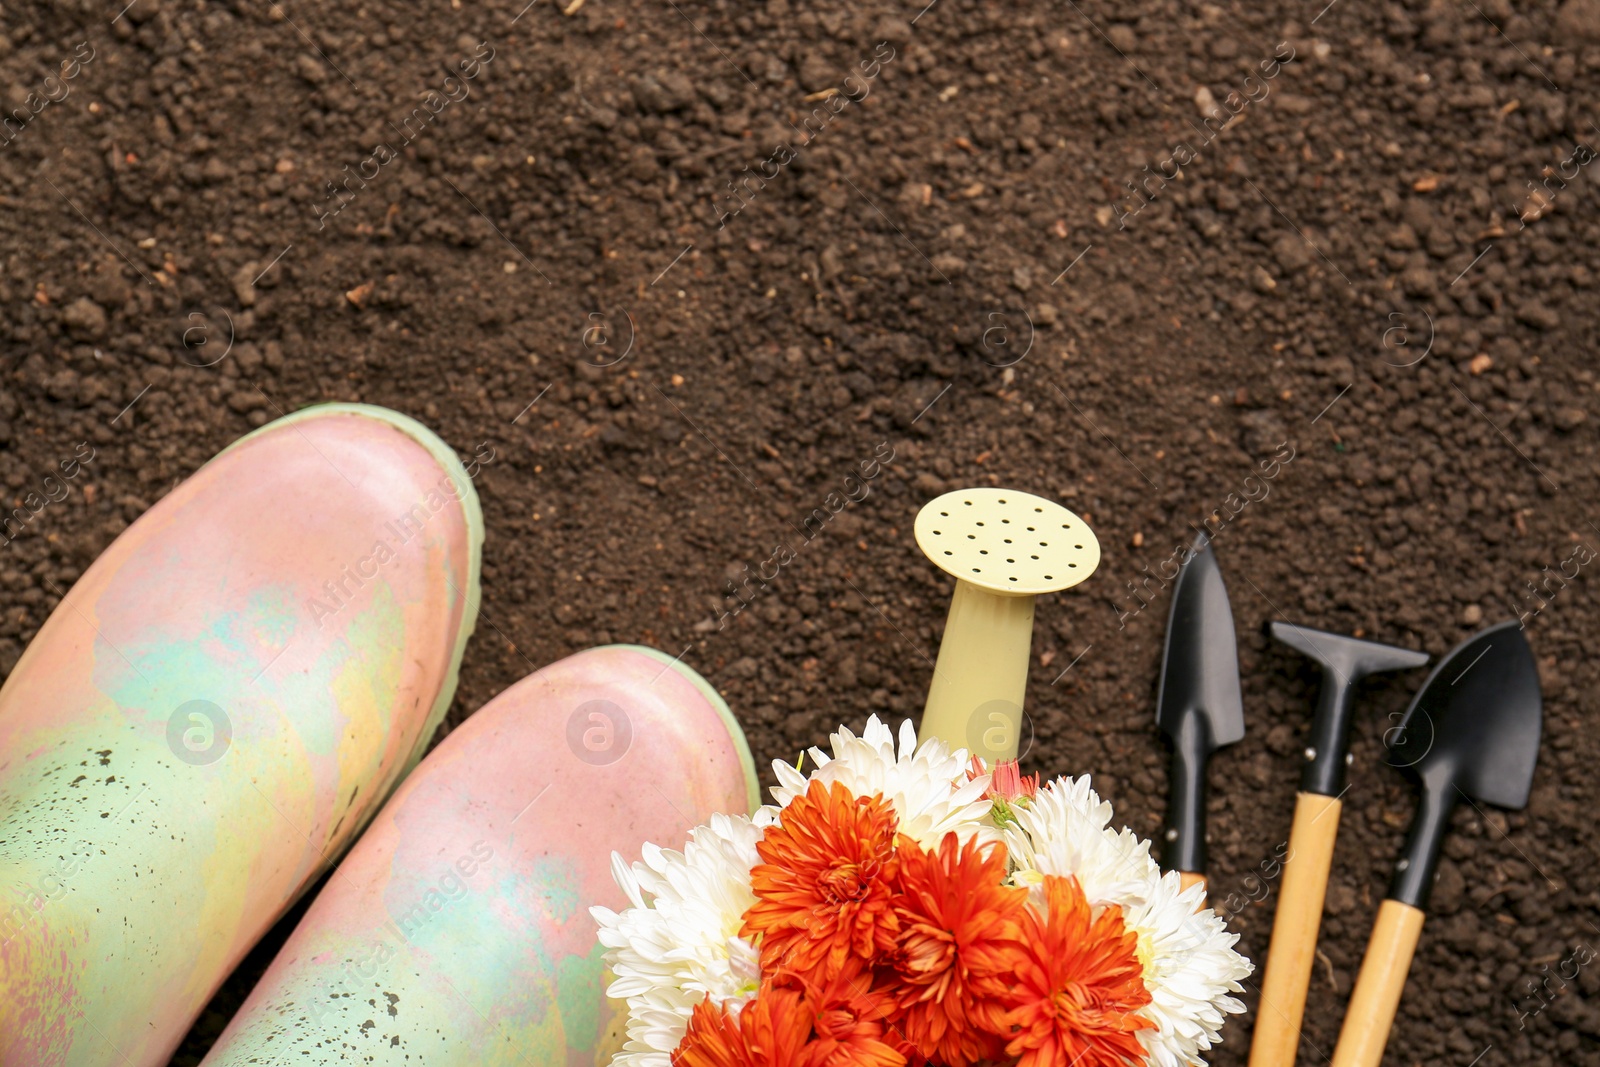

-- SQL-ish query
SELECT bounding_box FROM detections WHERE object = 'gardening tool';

[1248,623,1428,1067]
[1156,531,1244,899]
[915,488,1100,763]
[1329,621,1542,1067]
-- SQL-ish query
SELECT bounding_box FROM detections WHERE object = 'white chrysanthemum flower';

[590,812,769,1067]
[1122,870,1252,1067]
[1001,775,1251,1066]
[1003,775,1161,906]
[769,715,995,848]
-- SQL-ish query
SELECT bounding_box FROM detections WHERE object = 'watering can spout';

[913,487,1100,761]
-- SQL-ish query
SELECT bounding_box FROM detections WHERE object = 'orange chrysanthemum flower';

[797,959,907,1067]
[997,874,1153,1067]
[743,779,901,983]
[672,984,812,1067]
[887,832,1028,1067]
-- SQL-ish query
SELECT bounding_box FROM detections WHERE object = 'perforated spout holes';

[914,488,1101,596]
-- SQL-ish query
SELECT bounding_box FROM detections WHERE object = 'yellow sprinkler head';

[914,487,1101,763]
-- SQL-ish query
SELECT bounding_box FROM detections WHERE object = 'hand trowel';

[1249,623,1428,1067]
[1156,532,1244,900]
[1329,620,1543,1067]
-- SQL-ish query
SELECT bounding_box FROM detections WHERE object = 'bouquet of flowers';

[592,717,1251,1067]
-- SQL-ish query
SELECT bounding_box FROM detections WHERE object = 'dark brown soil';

[2,0,1599,1062]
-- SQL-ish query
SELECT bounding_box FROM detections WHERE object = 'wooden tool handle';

[1179,869,1207,907]
[1330,899,1425,1067]
[1249,792,1343,1067]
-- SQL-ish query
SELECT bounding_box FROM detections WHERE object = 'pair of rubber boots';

[0,405,760,1066]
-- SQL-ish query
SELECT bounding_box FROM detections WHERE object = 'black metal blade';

[1385,620,1543,909]
[1267,621,1429,796]
[1268,621,1430,681]
[1385,620,1542,809]
[1156,532,1245,747]
[1156,531,1244,874]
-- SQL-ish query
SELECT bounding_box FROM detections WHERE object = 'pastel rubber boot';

[0,404,483,1066]
[200,645,760,1067]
